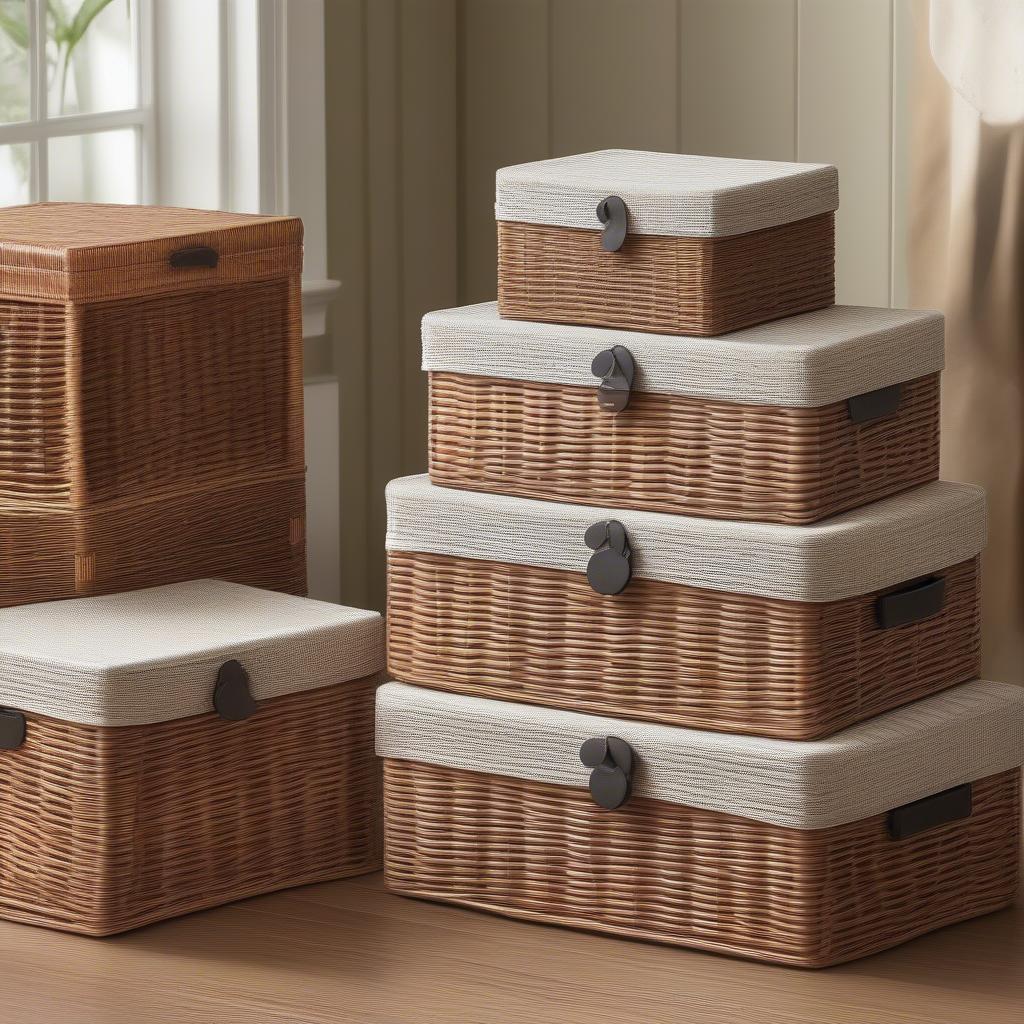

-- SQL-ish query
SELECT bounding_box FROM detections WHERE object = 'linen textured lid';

[0,580,384,727]
[386,475,986,603]
[376,679,1024,830]
[422,301,944,408]
[495,149,839,238]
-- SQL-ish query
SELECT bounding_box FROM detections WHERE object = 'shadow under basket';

[376,680,1024,968]
[0,472,307,608]
[385,475,985,740]
[0,581,385,935]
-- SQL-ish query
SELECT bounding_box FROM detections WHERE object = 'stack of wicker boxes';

[0,204,382,934]
[379,151,1024,967]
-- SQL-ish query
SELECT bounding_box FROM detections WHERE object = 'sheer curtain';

[910,1,1024,683]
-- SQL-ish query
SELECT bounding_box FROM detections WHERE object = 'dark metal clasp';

[584,519,632,595]
[591,345,635,413]
[596,195,628,252]
[580,736,635,810]
[169,246,219,269]
[213,660,259,722]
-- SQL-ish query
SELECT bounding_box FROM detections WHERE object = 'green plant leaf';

[65,0,117,52]
[0,6,29,49]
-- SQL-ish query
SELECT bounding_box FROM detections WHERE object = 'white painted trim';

[301,278,342,339]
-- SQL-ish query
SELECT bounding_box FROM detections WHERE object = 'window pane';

[47,0,135,117]
[0,1,30,124]
[0,142,30,206]
[48,129,137,203]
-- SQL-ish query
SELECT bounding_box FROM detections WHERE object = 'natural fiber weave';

[0,204,303,507]
[0,675,380,936]
[497,214,835,336]
[428,371,940,523]
[383,760,1019,968]
[386,551,981,739]
[0,473,307,609]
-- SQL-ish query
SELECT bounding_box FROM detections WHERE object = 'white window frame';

[0,0,155,204]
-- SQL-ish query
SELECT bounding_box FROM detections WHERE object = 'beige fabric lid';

[495,149,839,237]
[386,475,986,603]
[376,679,1024,830]
[0,580,384,727]
[422,301,944,408]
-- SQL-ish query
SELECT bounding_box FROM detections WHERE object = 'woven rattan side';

[383,761,1019,968]
[386,552,980,740]
[497,213,835,336]
[0,675,380,936]
[428,372,940,524]
[0,472,307,608]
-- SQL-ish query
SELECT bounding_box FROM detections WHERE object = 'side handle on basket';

[591,345,635,413]
[888,783,973,840]
[847,383,902,424]
[169,246,219,269]
[584,519,632,596]
[876,576,946,629]
[0,708,25,750]
[213,660,259,722]
[596,195,628,252]
[580,736,635,810]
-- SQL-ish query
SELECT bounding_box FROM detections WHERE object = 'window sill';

[302,278,341,338]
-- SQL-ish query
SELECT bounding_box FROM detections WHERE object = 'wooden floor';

[0,871,1020,1024]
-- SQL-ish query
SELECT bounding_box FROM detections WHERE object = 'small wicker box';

[378,679,1024,968]
[0,203,303,508]
[425,302,943,524]
[496,150,837,336]
[0,580,384,935]
[386,475,985,740]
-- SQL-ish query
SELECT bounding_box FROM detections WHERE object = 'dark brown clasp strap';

[584,519,633,596]
[214,660,259,722]
[580,736,635,810]
[596,195,628,252]
[591,345,635,413]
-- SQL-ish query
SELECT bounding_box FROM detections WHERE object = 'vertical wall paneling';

[678,0,798,160]
[797,0,894,306]
[304,379,342,603]
[889,0,916,307]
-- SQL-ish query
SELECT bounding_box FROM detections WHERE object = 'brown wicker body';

[497,213,834,336]
[386,552,981,740]
[0,473,307,609]
[428,372,940,524]
[0,204,303,507]
[383,760,1019,968]
[0,675,380,936]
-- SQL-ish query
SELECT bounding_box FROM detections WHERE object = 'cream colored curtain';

[910,1,1024,683]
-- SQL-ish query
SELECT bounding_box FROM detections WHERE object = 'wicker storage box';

[0,580,383,935]
[386,475,985,740]
[378,679,1024,968]
[0,472,306,608]
[0,203,303,508]
[496,150,837,336]
[425,302,943,524]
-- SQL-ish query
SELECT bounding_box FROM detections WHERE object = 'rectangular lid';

[0,580,383,727]
[0,202,302,301]
[386,475,986,603]
[496,149,839,238]
[377,679,1024,830]
[423,301,944,408]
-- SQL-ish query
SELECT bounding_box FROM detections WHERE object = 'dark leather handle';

[214,660,259,721]
[888,783,972,840]
[847,383,902,423]
[876,576,946,629]
[169,246,219,269]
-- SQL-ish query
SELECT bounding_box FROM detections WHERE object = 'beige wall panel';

[678,0,797,160]
[798,0,893,306]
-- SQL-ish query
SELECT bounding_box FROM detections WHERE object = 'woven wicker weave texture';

[497,214,835,336]
[428,372,940,524]
[387,551,980,739]
[383,761,1019,968]
[0,203,303,508]
[0,473,307,609]
[0,676,380,936]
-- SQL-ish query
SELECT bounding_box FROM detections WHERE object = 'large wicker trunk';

[386,475,985,740]
[0,203,304,508]
[424,303,943,524]
[495,150,837,336]
[0,581,384,935]
[377,681,1024,968]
